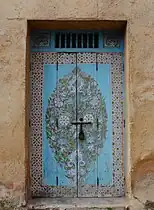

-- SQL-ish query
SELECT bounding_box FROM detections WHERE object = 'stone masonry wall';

[0,0,154,209]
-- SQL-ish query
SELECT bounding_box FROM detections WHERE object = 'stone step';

[27,198,129,210]
[28,208,126,210]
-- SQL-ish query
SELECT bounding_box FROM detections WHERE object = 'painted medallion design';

[45,68,107,185]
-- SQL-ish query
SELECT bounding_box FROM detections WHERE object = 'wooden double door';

[30,52,124,197]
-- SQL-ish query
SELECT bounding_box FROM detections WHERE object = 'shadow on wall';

[131,154,154,208]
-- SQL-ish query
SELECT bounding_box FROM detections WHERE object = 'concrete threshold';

[27,197,129,210]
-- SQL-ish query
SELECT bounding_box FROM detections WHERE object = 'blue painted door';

[43,53,110,197]
[30,51,124,197]
[30,30,124,198]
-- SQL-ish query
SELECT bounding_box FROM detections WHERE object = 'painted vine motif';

[45,68,107,185]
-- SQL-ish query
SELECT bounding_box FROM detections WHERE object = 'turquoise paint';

[97,64,112,185]
[77,63,97,186]
[43,63,112,186]
[43,64,76,186]
[77,64,112,185]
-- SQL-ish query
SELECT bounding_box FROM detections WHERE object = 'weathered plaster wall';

[0,0,154,209]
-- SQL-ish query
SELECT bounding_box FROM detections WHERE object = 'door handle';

[71,121,92,125]
[71,118,92,141]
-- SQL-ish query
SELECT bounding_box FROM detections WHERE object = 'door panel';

[76,55,112,197]
[30,52,124,198]
[76,63,98,197]
[97,63,113,197]
[43,53,77,197]
[97,64,112,185]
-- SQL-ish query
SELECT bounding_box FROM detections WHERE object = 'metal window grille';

[55,32,99,48]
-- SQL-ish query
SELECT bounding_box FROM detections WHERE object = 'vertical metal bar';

[70,33,72,48]
[64,32,66,48]
[81,33,83,48]
[92,32,94,48]
[75,53,79,196]
[59,33,61,48]
[100,32,103,49]
[75,33,77,48]
[87,33,89,48]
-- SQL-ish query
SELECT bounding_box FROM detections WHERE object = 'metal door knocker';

[71,118,92,141]
[79,118,85,141]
